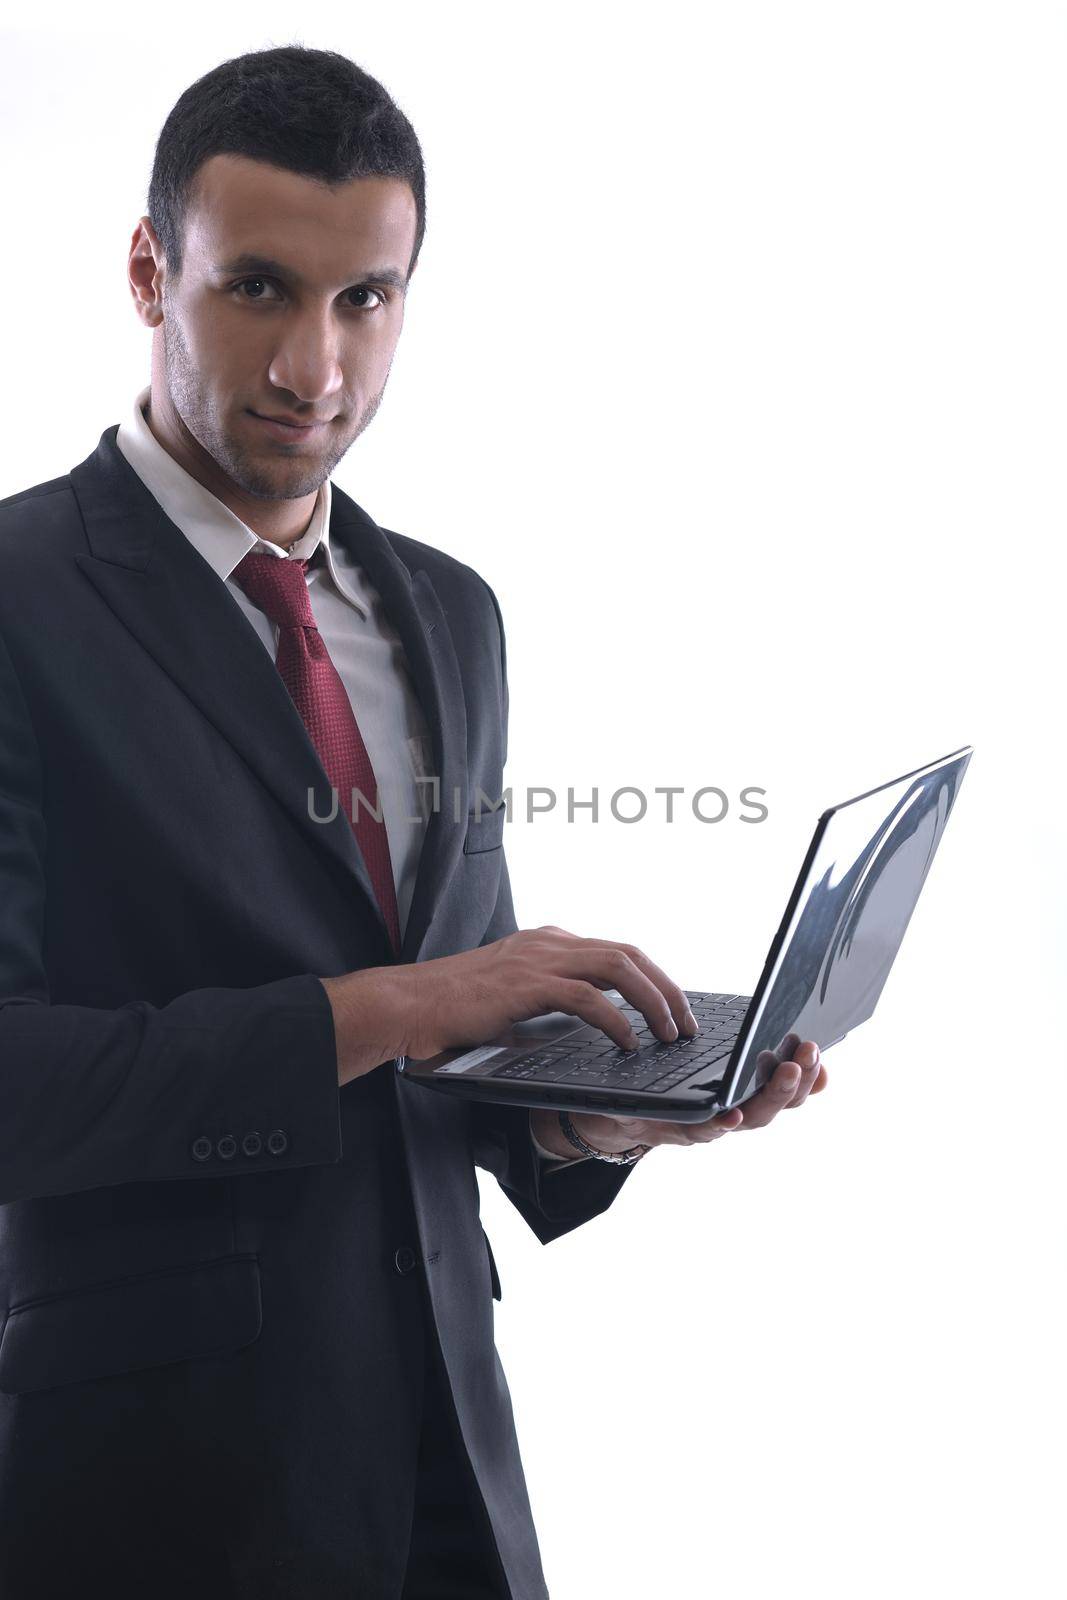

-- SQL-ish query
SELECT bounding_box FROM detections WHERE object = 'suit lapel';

[328,492,470,962]
[68,426,468,964]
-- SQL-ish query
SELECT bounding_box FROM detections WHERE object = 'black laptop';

[401,747,972,1122]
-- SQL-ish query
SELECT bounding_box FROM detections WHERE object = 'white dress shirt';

[115,387,576,1167]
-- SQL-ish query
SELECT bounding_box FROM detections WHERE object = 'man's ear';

[128,216,166,328]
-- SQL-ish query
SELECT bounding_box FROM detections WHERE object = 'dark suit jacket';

[0,425,636,1598]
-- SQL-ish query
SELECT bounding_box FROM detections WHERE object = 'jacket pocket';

[463,806,506,854]
[0,1253,262,1395]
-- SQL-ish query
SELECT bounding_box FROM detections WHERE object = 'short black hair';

[147,45,426,283]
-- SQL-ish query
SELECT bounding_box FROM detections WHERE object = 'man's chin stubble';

[222,434,359,502]
[228,387,385,501]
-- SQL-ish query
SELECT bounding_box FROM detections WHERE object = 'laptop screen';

[720,747,973,1107]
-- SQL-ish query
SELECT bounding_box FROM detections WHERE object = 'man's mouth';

[247,410,329,441]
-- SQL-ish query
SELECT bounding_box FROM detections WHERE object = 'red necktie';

[232,550,401,956]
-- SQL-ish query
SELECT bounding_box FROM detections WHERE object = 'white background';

[2,6,1064,1596]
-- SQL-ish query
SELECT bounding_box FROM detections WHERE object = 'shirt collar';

[115,385,368,619]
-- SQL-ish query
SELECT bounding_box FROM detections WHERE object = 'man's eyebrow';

[216,253,408,291]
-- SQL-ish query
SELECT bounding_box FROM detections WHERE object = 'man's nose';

[267,314,345,406]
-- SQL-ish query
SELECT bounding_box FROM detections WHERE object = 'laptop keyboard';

[488,992,752,1094]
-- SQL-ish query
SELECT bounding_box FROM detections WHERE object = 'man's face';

[156,153,417,502]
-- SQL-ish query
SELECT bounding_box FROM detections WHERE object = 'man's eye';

[231,278,384,310]
[233,277,280,301]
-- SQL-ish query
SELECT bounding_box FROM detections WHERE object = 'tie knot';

[232,551,314,630]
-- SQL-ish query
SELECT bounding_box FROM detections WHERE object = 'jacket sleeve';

[0,623,343,1207]
[466,579,640,1244]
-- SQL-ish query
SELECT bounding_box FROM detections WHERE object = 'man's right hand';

[320,925,701,1087]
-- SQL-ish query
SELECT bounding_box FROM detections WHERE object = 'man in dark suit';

[0,45,826,1598]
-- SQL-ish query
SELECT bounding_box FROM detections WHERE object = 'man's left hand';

[536,1034,827,1157]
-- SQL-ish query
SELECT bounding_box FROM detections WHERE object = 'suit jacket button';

[241,1132,263,1158]
[266,1129,289,1157]
[216,1134,237,1161]
[394,1246,417,1276]
[191,1136,213,1162]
